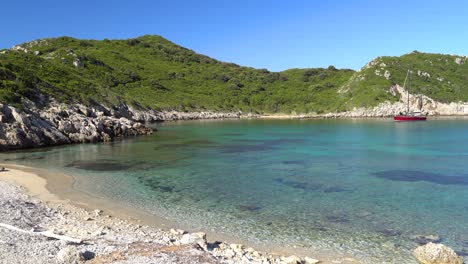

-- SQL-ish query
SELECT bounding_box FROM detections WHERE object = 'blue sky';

[2,0,467,71]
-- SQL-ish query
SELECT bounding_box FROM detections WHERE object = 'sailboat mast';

[407,69,410,114]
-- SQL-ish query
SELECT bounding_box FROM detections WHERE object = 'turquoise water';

[2,118,468,263]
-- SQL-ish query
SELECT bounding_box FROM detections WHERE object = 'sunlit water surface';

[2,118,468,263]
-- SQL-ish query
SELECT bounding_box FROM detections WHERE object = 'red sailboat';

[394,69,427,121]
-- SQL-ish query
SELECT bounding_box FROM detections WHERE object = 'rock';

[93,209,103,216]
[230,243,244,253]
[80,250,95,261]
[72,59,84,68]
[281,255,303,264]
[57,246,82,264]
[304,257,321,264]
[411,234,442,245]
[223,248,236,259]
[413,243,463,264]
[170,228,186,235]
[180,232,208,251]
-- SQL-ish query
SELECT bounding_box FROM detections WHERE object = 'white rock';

[413,243,462,264]
[384,70,391,80]
[170,228,186,235]
[180,232,207,251]
[281,255,302,264]
[57,246,82,264]
[304,257,321,264]
[230,243,244,253]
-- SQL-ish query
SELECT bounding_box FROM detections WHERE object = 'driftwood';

[0,223,82,243]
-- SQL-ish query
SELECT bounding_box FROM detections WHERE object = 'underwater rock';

[413,243,462,264]
[325,214,350,223]
[378,228,402,237]
[238,205,262,212]
[411,234,442,245]
[323,186,352,193]
[65,160,132,171]
[373,170,468,186]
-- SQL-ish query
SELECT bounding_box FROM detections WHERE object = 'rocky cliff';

[0,99,243,151]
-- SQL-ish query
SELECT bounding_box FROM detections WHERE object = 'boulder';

[57,246,82,264]
[413,243,463,264]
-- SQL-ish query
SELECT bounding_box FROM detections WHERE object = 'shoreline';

[0,163,352,263]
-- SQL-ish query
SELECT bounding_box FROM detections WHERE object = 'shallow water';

[3,118,468,263]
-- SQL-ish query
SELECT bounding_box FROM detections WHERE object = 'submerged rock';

[377,228,402,237]
[413,243,462,264]
[411,234,442,245]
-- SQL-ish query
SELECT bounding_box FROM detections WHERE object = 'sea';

[2,118,468,263]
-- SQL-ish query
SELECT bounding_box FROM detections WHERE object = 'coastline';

[0,163,350,264]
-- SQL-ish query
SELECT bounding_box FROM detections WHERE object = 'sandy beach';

[0,164,340,264]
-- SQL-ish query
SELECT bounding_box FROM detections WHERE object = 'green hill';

[341,51,468,108]
[1,36,468,114]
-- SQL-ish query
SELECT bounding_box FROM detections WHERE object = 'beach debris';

[0,223,82,243]
[57,246,83,264]
[413,242,462,264]
[411,234,442,245]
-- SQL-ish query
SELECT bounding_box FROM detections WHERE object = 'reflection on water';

[2,118,468,263]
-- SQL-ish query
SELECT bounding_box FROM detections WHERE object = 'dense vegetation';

[1,35,468,114]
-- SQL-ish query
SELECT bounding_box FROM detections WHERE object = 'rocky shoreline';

[0,169,326,264]
[2,84,468,151]
[0,167,464,264]
[0,99,242,151]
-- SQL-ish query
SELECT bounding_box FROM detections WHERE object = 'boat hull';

[394,115,427,121]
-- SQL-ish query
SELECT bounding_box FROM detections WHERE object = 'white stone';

[170,228,186,235]
[230,243,244,253]
[304,257,321,264]
[384,70,391,80]
[180,232,207,251]
[413,243,462,264]
[57,246,82,264]
[281,255,302,264]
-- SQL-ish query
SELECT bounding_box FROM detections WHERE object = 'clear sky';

[2,0,467,71]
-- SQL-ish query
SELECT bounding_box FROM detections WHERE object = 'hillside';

[1,36,468,115]
[341,51,468,108]
[0,35,354,114]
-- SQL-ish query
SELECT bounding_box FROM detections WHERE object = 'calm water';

[2,118,468,263]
